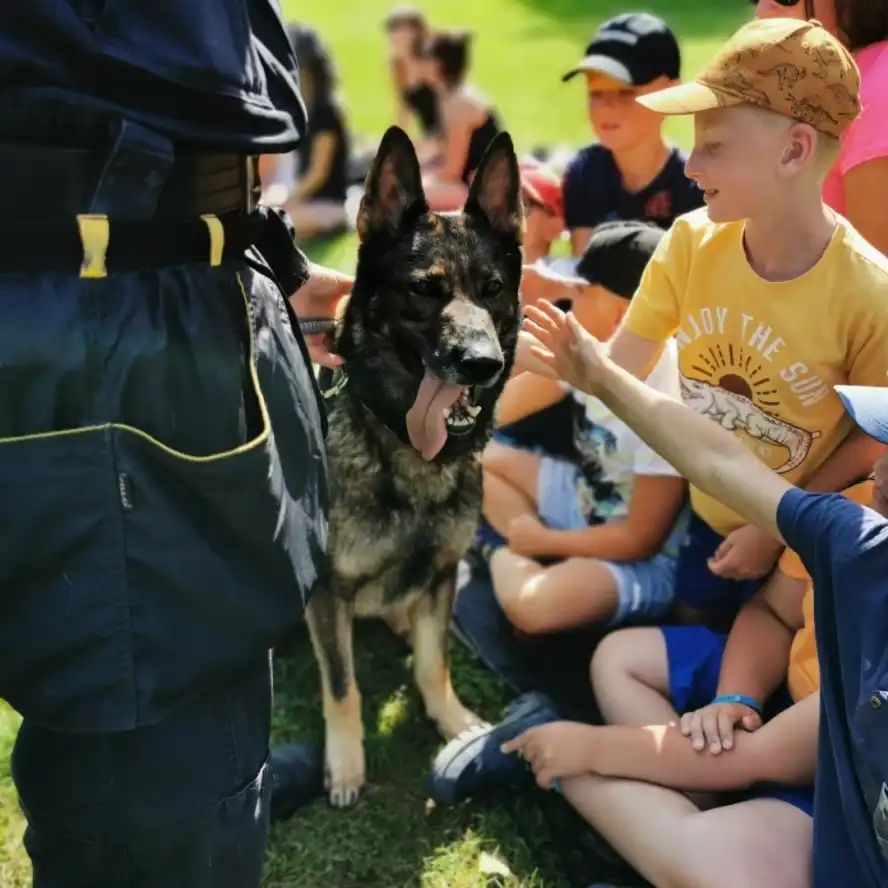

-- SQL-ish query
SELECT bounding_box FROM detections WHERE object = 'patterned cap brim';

[636,81,741,115]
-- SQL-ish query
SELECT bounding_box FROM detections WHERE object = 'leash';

[319,366,349,400]
[297,317,348,400]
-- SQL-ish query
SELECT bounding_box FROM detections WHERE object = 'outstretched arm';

[503,692,819,792]
[522,303,792,538]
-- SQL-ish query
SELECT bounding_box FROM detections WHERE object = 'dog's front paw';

[433,698,485,741]
[325,729,366,809]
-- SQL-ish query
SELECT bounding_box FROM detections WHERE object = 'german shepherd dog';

[306,126,523,807]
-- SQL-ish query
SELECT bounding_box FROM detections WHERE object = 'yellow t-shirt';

[782,479,873,703]
[623,208,888,535]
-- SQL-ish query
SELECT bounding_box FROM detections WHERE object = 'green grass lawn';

[0,3,749,886]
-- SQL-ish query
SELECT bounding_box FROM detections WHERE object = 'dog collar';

[299,317,336,336]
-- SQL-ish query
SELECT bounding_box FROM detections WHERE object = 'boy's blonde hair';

[815,132,843,173]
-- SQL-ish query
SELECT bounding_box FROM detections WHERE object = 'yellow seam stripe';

[201,214,225,267]
[0,274,271,463]
[77,214,110,279]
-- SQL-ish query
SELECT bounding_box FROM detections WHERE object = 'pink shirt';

[823,40,888,215]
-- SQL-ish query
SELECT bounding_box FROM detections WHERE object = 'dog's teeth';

[467,404,482,418]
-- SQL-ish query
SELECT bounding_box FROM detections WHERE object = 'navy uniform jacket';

[0,2,329,733]
[0,0,307,151]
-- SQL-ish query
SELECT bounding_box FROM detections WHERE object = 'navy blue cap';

[575,220,664,300]
[562,13,681,85]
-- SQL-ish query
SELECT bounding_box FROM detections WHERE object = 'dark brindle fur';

[306,126,523,807]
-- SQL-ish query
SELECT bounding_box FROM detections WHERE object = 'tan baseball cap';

[636,18,860,138]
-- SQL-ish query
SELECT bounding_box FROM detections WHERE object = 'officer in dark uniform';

[0,3,342,886]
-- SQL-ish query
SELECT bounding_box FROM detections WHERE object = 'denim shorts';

[537,456,677,627]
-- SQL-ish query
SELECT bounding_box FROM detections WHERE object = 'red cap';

[519,160,564,218]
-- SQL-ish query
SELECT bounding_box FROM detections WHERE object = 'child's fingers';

[717,709,736,751]
[521,318,549,341]
[532,298,567,326]
[708,550,736,577]
[711,538,733,562]
[524,303,560,334]
[701,711,723,754]
[500,734,526,755]
[535,768,556,790]
[686,714,706,752]
[565,312,587,340]
[742,712,763,732]
[528,346,556,367]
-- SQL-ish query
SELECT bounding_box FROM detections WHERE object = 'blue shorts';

[674,511,761,617]
[537,456,677,627]
[661,625,814,817]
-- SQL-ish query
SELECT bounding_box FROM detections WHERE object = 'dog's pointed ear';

[357,126,427,241]
[464,132,523,242]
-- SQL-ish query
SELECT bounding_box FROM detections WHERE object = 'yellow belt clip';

[76,214,110,279]
[201,214,225,267]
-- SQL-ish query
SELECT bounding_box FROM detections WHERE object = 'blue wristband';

[711,694,763,716]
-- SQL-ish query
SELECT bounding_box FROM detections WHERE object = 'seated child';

[420,30,501,212]
[560,13,703,256]
[261,25,350,240]
[384,6,442,166]
[488,161,578,461]
[482,220,688,634]
[518,160,569,270]
[431,480,874,888]
[600,18,888,631]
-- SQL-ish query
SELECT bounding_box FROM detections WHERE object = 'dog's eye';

[484,279,504,298]
[411,277,444,299]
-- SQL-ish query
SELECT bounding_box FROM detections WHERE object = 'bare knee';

[482,440,516,477]
[500,591,549,635]
[591,627,665,693]
[491,555,548,635]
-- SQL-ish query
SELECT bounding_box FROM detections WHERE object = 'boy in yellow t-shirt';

[606,18,888,626]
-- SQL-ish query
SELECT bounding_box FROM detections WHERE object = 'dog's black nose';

[450,339,504,386]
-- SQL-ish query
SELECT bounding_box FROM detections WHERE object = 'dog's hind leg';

[410,570,484,740]
[305,589,366,808]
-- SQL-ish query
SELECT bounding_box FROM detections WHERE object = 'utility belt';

[0,136,308,290]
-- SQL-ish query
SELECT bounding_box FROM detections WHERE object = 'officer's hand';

[289,263,352,369]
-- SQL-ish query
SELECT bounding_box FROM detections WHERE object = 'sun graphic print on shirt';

[675,308,829,475]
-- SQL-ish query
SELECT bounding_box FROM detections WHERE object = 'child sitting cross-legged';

[433,470,872,888]
[480,219,688,635]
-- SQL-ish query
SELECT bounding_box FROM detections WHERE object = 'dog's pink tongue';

[406,371,464,460]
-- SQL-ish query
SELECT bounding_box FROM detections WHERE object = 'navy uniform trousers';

[0,113,328,887]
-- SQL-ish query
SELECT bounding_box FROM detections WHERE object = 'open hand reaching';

[521,300,609,394]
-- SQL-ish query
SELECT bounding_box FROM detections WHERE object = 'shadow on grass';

[506,0,749,41]
[267,623,645,888]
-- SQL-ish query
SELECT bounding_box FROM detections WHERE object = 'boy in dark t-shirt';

[561,13,703,255]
